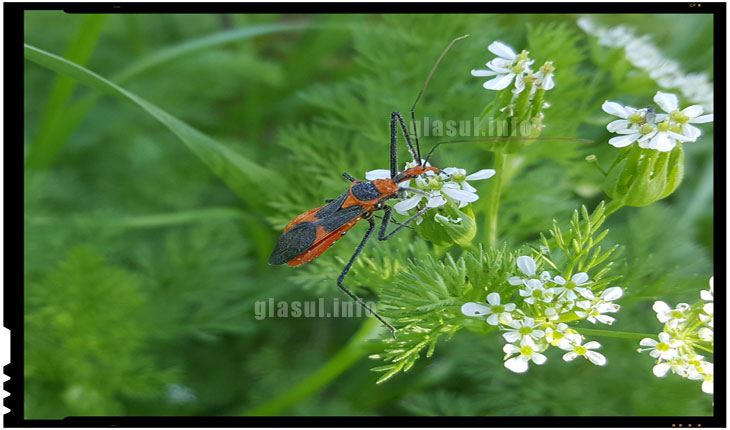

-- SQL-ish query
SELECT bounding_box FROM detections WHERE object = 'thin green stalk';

[485,148,507,247]
[241,318,381,416]
[604,199,625,216]
[576,327,655,341]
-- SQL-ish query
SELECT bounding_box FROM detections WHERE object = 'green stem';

[603,199,625,217]
[486,148,507,247]
[577,327,655,341]
[241,318,381,416]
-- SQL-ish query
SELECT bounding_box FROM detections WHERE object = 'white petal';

[562,352,578,362]
[516,256,537,277]
[465,169,496,181]
[365,169,391,180]
[653,91,679,113]
[393,195,421,214]
[653,301,671,314]
[608,133,638,148]
[483,73,515,90]
[508,276,524,286]
[584,341,601,350]
[503,343,520,354]
[702,381,713,394]
[532,329,545,338]
[486,314,500,326]
[553,276,566,285]
[486,292,501,306]
[640,338,658,347]
[601,286,623,301]
[595,315,615,325]
[525,279,542,290]
[486,59,512,74]
[572,272,589,284]
[651,133,674,152]
[681,105,703,118]
[461,302,491,317]
[441,185,478,203]
[503,331,521,343]
[606,119,631,132]
[504,357,529,373]
[513,74,526,94]
[461,181,477,193]
[653,362,671,377]
[442,167,461,176]
[504,303,516,311]
[488,41,517,60]
[541,74,554,90]
[602,101,630,118]
[585,351,607,365]
[471,69,498,77]
[682,124,702,141]
[532,352,547,365]
[426,194,446,208]
[691,114,713,124]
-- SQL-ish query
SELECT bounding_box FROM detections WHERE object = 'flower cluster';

[471,41,555,134]
[578,17,713,113]
[366,162,495,215]
[461,256,623,373]
[366,162,494,247]
[638,277,714,395]
[602,91,713,152]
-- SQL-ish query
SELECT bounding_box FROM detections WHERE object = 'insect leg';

[372,213,415,232]
[378,204,433,241]
[392,112,419,166]
[337,218,397,337]
[390,112,399,178]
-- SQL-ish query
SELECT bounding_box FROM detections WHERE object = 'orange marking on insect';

[287,220,362,266]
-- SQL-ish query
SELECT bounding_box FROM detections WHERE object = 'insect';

[269,35,470,337]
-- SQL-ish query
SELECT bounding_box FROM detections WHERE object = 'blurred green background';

[23,12,713,417]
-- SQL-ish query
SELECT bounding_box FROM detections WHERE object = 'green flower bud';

[603,144,684,207]
[415,204,477,247]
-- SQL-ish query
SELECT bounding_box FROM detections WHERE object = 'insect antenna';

[411,34,470,166]
[423,137,594,165]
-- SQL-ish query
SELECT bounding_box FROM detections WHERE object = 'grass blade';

[24,43,283,203]
[25,14,108,169]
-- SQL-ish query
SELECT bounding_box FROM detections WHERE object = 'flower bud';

[415,204,477,247]
[603,144,684,207]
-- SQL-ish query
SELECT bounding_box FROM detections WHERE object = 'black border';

[10,2,726,428]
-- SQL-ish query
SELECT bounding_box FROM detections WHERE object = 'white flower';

[502,317,545,346]
[534,61,555,90]
[701,276,713,302]
[518,278,555,304]
[389,164,494,215]
[508,256,551,286]
[699,362,714,394]
[699,303,713,328]
[545,323,575,349]
[575,300,615,325]
[471,41,534,93]
[652,355,689,378]
[561,338,607,366]
[552,272,594,300]
[653,91,713,142]
[441,167,495,194]
[578,18,714,113]
[638,332,679,360]
[461,292,516,326]
[652,301,689,329]
[698,327,713,342]
[502,343,547,373]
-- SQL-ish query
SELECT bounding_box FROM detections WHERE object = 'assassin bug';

[269,35,470,337]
